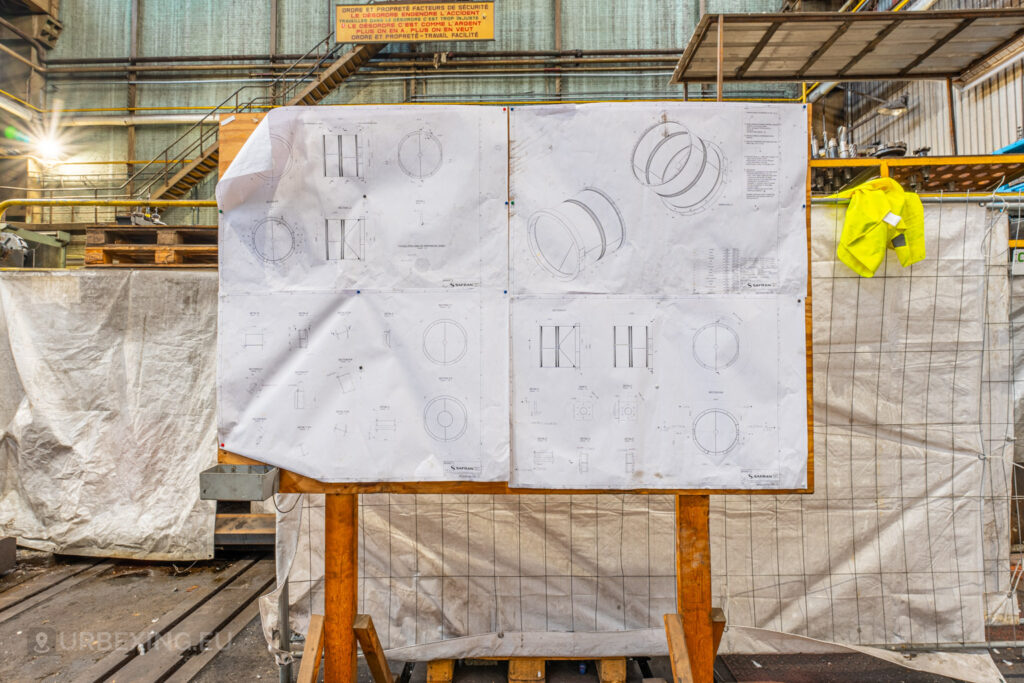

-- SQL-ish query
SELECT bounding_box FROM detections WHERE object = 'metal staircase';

[135,36,382,201]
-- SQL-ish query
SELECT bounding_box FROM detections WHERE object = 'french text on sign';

[335,2,495,43]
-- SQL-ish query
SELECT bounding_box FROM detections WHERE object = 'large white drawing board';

[217,103,810,488]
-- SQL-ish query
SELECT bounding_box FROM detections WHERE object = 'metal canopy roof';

[669,9,1024,85]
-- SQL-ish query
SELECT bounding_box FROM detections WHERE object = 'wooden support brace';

[354,614,393,683]
[296,613,325,683]
[596,657,627,683]
[508,658,546,682]
[664,613,694,683]
[711,607,726,656]
[426,659,455,683]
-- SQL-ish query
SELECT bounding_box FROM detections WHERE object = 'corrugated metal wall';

[42,0,1024,195]
[848,64,1023,156]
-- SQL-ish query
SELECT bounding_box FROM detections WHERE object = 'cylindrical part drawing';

[631,121,724,213]
[527,187,625,281]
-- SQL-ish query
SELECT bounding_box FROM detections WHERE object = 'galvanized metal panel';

[139,0,271,57]
[49,0,131,60]
[278,0,332,55]
[562,0,691,50]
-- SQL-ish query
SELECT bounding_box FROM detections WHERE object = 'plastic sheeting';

[0,271,217,561]
[261,202,1015,663]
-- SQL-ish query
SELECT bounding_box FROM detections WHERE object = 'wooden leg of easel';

[675,494,713,683]
[353,614,391,683]
[296,614,325,683]
[325,493,359,683]
[664,613,694,683]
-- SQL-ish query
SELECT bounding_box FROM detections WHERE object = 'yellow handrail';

[0,198,217,221]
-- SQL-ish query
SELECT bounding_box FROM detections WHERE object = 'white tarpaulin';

[0,271,217,561]
[261,204,1015,665]
[218,103,810,489]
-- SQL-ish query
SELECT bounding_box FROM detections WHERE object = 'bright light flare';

[34,136,63,162]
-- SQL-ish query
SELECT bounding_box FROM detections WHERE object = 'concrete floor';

[0,549,1017,682]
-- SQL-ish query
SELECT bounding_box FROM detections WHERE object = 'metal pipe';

[0,42,45,73]
[812,195,1024,205]
[0,199,218,221]
[45,55,679,76]
[0,15,47,61]
[61,114,216,127]
[277,577,291,683]
[45,48,683,66]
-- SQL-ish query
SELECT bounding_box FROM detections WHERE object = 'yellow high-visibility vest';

[833,177,925,277]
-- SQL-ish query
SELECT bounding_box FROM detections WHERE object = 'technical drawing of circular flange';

[423,395,468,442]
[398,129,443,178]
[251,217,297,262]
[256,133,294,181]
[692,409,739,456]
[527,187,625,281]
[631,121,725,214]
[422,319,468,365]
[692,322,740,372]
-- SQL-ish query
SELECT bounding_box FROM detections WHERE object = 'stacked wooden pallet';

[84,224,217,268]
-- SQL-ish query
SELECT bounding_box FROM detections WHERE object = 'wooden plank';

[675,495,712,683]
[0,562,113,626]
[0,560,97,613]
[596,658,627,683]
[110,559,276,681]
[711,607,726,655]
[354,614,392,683]
[324,494,359,683]
[664,613,694,683]
[297,613,326,683]
[163,600,261,683]
[426,659,455,683]
[837,19,901,77]
[899,17,976,76]
[795,20,851,78]
[508,658,546,682]
[219,113,265,177]
[735,22,781,78]
[70,558,260,683]
[804,104,815,497]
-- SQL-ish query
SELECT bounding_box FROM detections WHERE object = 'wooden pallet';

[214,512,275,547]
[424,658,633,683]
[85,224,218,268]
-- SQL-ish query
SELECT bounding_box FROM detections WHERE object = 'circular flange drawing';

[422,319,468,365]
[256,133,293,181]
[692,322,740,372]
[527,187,625,281]
[692,409,739,455]
[398,130,443,179]
[631,121,725,214]
[423,396,468,442]
[251,218,297,262]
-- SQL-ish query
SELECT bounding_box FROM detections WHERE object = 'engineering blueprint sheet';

[217,106,510,482]
[508,103,809,489]
[217,103,809,488]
